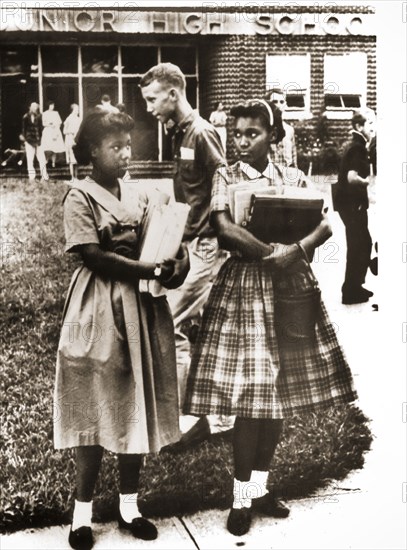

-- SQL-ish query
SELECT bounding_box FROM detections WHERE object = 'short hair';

[351,110,367,129]
[230,99,285,144]
[265,87,285,99]
[47,100,55,108]
[101,94,111,103]
[139,62,186,91]
[352,108,375,130]
[73,109,135,165]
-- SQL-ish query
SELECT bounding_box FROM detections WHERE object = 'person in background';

[1,135,25,168]
[54,108,189,549]
[265,88,297,168]
[97,94,119,113]
[116,103,127,113]
[209,101,228,153]
[41,101,65,168]
[335,109,375,305]
[21,102,49,182]
[140,63,228,447]
[63,103,81,182]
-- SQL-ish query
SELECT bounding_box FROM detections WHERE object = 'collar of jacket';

[351,130,369,147]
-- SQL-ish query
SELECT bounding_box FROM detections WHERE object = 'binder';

[247,194,323,244]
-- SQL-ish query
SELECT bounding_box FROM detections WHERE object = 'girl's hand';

[158,244,190,289]
[262,242,301,269]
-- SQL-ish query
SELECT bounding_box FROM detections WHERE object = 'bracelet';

[295,241,310,263]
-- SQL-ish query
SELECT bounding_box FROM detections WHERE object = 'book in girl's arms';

[138,200,190,296]
[247,194,324,245]
[228,179,323,226]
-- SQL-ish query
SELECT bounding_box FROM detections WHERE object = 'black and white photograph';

[1,1,406,549]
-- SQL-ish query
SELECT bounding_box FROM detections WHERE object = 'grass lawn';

[0,177,372,533]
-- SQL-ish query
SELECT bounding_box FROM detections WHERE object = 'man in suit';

[335,109,375,305]
[265,88,297,168]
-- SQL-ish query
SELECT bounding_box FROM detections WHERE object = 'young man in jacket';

[335,109,375,305]
[21,102,49,182]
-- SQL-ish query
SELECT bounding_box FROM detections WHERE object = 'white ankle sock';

[72,499,92,530]
[119,493,142,522]
[232,479,252,509]
[250,470,269,498]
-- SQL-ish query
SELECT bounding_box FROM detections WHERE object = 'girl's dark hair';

[73,109,135,165]
[230,99,285,144]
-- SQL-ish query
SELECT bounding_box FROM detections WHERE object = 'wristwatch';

[154,263,162,278]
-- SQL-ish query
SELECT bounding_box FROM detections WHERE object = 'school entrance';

[0,43,198,160]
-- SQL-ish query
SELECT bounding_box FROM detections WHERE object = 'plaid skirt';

[183,256,358,419]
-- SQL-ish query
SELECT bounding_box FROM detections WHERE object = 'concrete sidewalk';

[2,199,405,549]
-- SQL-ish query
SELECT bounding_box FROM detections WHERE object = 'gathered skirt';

[54,265,180,454]
[183,256,357,419]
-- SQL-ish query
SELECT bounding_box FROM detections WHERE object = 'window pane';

[286,94,305,109]
[42,46,77,73]
[123,77,158,160]
[342,95,361,108]
[1,76,38,149]
[325,94,343,108]
[266,55,310,111]
[43,77,79,121]
[324,53,366,95]
[82,46,117,74]
[0,46,37,74]
[186,77,197,109]
[82,78,118,112]
[161,46,196,74]
[121,47,157,74]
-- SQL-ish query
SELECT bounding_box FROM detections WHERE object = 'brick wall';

[199,34,376,163]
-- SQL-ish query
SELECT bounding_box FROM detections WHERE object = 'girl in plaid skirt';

[183,99,358,536]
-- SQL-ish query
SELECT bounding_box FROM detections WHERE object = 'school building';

[0,4,376,176]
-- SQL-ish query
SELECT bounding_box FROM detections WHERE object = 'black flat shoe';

[252,494,290,518]
[342,292,370,305]
[118,513,158,540]
[226,507,252,536]
[68,526,94,550]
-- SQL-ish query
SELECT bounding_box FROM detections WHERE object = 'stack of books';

[138,193,190,296]
[247,194,324,244]
[228,180,324,243]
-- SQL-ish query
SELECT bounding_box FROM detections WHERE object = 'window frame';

[323,52,367,119]
[265,53,312,120]
[5,42,199,161]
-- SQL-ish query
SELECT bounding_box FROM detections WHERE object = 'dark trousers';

[338,206,372,293]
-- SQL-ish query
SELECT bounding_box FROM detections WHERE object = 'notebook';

[138,200,190,296]
[247,194,323,244]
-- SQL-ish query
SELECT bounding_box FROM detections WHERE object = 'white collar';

[239,157,276,180]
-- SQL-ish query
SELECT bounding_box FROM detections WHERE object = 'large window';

[265,54,311,119]
[324,53,367,118]
[0,46,39,149]
[0,44,198,160]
